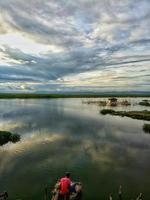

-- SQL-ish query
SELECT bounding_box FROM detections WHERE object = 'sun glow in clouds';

[0,33,64,56]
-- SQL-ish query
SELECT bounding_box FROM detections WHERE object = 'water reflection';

[0,98,150,200]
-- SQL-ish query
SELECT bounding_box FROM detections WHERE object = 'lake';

[0,98,150,200]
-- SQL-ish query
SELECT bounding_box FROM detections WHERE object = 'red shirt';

[59,177,71,195]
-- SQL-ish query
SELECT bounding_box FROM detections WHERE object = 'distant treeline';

[0,93,150,99]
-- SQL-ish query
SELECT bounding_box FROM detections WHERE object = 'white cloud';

[0,33,65,56]
[0,0,149,92]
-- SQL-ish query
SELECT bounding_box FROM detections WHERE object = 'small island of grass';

[100,109,150,121]
[139,100,150,107]
[143,124,150,133]
[0,131,20,146]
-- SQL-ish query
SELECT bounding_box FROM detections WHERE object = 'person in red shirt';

[58,172,71,200]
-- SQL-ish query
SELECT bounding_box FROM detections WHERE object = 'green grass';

[100,109,150,121]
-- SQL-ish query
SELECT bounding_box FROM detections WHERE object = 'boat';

[51,181,82,200]
[0,191,8,200]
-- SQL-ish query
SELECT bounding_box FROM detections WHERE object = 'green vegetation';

[139,100,150,107]
[0,92,150,99]
[101,109,115,115]
[82,100,107,106]
[0,131,20,146]
[143,124,150,133]
[100,109,150,121]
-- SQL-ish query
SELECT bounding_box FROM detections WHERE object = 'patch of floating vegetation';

[82,100,107,106]
[83,98,131,107]
[139,100,150,107]
[0,131,20,146]
[143,124,150,133]
[101,109,115,115]
[100,109,150,121]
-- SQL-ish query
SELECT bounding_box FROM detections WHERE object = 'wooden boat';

[0,192,8,200]
[51,182,82,200]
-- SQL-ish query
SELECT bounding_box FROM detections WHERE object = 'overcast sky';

[0,0,150,93]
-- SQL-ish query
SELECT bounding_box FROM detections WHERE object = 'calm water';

[0,98,150,200]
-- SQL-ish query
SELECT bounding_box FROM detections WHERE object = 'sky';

[0,0,150,93]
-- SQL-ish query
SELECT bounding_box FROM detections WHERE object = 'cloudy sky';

[0,0,150,93]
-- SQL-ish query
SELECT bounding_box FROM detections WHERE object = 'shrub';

[0,131,20,146]
[10,134,20,143]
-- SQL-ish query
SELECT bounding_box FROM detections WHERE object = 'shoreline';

[0,93,150,99]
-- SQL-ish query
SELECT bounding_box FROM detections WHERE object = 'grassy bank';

[100,109,150,121]
[0,93,150,99]
[0,131,20,146]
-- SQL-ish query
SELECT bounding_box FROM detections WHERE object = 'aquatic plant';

[143,124,150,133]
[139,100,150,107]
[0,131,20,146]
[120,100,131,106]
[100,109,115,115]
[10,134,20,143]
[100,109,150,121]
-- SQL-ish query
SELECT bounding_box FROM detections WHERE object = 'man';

[58,172,71,200]
[70,182,82,200]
